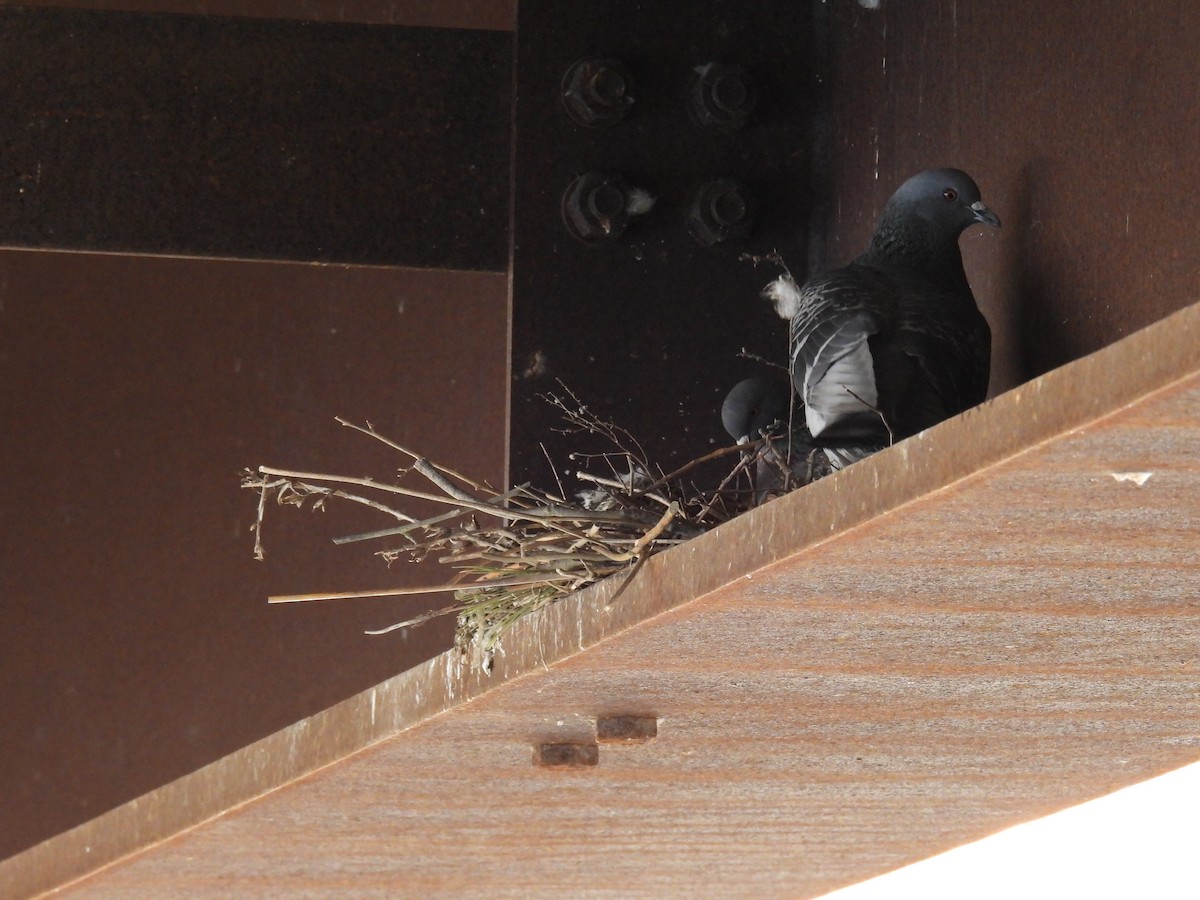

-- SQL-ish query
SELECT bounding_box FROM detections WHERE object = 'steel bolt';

[562,172,649,243]
[561,58,635,128]
[687,63,757,132]
[686,178,755,246]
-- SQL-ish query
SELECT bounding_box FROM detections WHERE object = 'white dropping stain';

[1111,472,1153,486]
[397,300,406,314]
[1125,214,1131,235]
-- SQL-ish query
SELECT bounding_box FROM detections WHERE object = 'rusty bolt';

[687,62,757,132]
[561,57,635,128]
[562,172,653,244]
[686,178,755,246]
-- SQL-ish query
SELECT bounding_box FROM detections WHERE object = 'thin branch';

[736,348,790,373]
[843,387,895,446]
[268,571,581,604]
[636,441,755,496]
[539,442,567,502]
[335,417,492,492]
[572,470,674,509]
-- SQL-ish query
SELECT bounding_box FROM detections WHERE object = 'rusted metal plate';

[823,0,1200,394]
[509,0,817,482]
[6,301,1197,898]
[0,250,508,861]
[0,7,511,267]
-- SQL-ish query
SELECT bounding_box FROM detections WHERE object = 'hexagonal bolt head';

[561,57,635,128]
[686,178,756,246]
[562,172,654,244]
[687,62,758,132]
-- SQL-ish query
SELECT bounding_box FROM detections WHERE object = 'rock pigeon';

[766,168,999,468]
[721,376,834,501]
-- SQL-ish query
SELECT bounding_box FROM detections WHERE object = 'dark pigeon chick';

[721,376,791,446]
[766,168,1000,469]
[721,376,834,502]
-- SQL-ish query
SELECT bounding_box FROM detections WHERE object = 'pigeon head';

[722,377,790,443]
[863,168,1000,277]
[888,168,1001,236]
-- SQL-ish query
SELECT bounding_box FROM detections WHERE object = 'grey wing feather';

[788,268,898,440]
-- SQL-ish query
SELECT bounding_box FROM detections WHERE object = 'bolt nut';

[562,172,651,244]
[561,58,635,128]
[687,63,757,133]
[686,178,756,246]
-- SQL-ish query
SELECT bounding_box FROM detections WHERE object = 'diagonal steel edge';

[4,299,1199,898]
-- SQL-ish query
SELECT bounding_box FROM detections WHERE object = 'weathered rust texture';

[6,300,1197,899]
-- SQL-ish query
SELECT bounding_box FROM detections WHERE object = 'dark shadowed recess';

[509,0,818,486]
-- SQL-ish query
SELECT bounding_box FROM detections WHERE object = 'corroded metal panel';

[0,7,511,267]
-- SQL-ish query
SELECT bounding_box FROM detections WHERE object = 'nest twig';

[242,387,768,671]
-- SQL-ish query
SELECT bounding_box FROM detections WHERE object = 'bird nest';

[242,386,770,671]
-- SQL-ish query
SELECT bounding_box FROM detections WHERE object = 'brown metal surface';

[823,0,1200,393]
[0,7,511,268]
[0,250,508,860]
[6,301,1197,898]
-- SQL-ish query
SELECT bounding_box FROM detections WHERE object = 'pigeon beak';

[969,200,1001,228]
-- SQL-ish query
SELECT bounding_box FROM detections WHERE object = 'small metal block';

[686,178,756,246]
[596,715,658,743]
[687,62,758,132]
[561,57,635,127]
[534,742,600,768]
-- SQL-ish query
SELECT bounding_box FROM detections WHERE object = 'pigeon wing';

[788,266,899,441]
[890,291,992,428]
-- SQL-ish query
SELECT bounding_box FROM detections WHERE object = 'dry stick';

[317,486,421,524]
[256,464,500,513]
[545,382,650,465]
[736,347,790,373]
[334,507,464,545]
[247,476,420,555]
[572,470,675,509]
[333,483,531,545]
[843,387,895,446]
[694,452,759,522]
[364,602,469,636]
[539,442,568,502]
[255,465,628,525]
[251,477,273,560]
[268,571,581,605]
[627,502,680,558]
[636,440,755,497]
[336,417,491,493]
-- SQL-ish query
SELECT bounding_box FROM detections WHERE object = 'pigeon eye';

[942,188,958,201]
